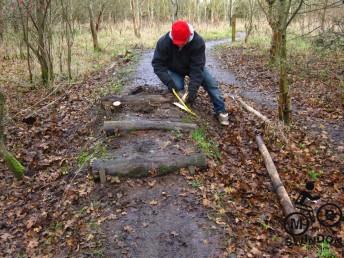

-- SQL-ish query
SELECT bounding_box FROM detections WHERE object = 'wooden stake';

[231,15,236,42]
[99,169,106,186]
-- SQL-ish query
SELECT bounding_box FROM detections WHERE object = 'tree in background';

[88,2,101,51]
[17,0,54,86]
[241,0,258,43]
[0,0,4,42]
[0,91,26,180]
[60,0,75,79]
[258,0,305,124]
[171,0,179,21]
[130,0,142,38]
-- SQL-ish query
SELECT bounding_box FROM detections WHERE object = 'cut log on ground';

[103,120,198,133]
[236,96,288,143]
[101,94,172,107]
[237,97,271,124]
[256,135,295,216]
[91,153,207,178]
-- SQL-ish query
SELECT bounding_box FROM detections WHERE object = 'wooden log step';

[91,153,207,178]
[101,94,172,107]
[103,119,198,133]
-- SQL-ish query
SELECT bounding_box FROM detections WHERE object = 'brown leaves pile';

[186,46,344,256]
[0,56,130,257]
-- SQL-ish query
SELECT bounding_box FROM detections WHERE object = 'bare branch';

[297,0,342,15]
[286,0,304,27]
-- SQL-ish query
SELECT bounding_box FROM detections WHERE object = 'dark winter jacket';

[151,31,206,92]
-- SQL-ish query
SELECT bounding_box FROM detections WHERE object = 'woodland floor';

[0,39,343,258]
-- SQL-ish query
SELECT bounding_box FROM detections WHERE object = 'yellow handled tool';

[172,88,197,117]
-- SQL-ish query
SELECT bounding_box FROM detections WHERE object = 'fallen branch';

[91,153,207,178]
[256,135,295,216]
[103,120,197,133]
[237,97,271,124]
[233,95,288,143]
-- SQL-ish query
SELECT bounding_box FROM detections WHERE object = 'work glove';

[185,85,200,104]
[167,81,177,93]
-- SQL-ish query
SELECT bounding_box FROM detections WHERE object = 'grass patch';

[201,28,231,41]
[316,240,337,258]
[172,129,183,141]
[246,34,271,50]
[191,128,220,160]
[308,169,322,181]
[190,179,203,188]
[245,33,312,56]
[77,142,107,167]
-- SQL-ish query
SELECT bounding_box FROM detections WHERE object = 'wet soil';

[95,37,343,257]
[96,39,240,257]
[101,175,226,258]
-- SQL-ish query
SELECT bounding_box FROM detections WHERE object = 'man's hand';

[185,85,200,104]
[167,81,177,92]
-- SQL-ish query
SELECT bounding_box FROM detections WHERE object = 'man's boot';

[218,113,229,126]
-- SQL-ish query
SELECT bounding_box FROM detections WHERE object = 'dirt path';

[84,37,343,257]
[128,38,241,91]
[92,40,242,257]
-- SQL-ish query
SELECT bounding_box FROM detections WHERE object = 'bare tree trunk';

[130,0,141,38]
[197,0,201,23]
[229,0,233,25]
[244,0,255,43]
[58,33,63,74]
[25,13,32,83]
[320,0,329,32]
[259,0,304,124]
[17,0,54,86]
[88,3,101,51]
[171,0,179,21]
[0,91,25,180]
[231,15,236,42]
[270,29,281,63]
[37,0,54,85]
[278,30,291,124]
[96,3,105,32]
[0,0,4,42]
[60,0,75,80]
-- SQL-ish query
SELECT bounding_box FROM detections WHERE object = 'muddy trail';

[88,40,239,257]
[132,35,343,146]
[2,34,343,257]
[84,39,343,257]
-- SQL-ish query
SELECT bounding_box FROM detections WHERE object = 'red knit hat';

[171,20,191,46]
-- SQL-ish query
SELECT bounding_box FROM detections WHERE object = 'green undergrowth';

[316,239,337,258]
[77,142,108,167]
[201,28,232,41]
[191,128,220,160]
